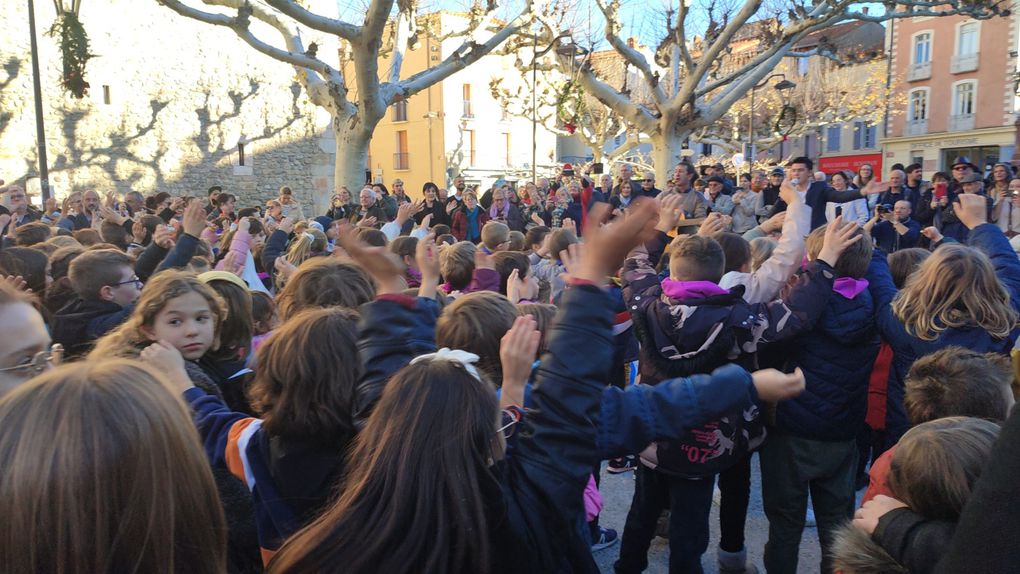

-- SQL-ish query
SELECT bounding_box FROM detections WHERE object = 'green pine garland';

[47,10,95,99]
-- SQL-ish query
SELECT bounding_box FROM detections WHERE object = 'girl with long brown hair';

[0,360,227,574]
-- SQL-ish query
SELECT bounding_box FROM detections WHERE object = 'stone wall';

[0,0,336,211]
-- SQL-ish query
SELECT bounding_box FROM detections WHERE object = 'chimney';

[627,37,637,49]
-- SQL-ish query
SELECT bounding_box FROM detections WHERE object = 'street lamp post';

[27,0,52,203]
[746,74,796,179]
[532,32,570,184]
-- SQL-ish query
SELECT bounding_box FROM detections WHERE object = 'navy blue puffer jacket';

[776,282,880,441]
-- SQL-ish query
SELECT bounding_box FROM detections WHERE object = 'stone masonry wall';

[0,0,336,212]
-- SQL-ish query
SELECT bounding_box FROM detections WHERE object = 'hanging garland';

[773,104,798,138]
[47,5,95,99]
[554,79,587,135]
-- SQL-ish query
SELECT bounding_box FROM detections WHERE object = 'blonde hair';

[0,360,226,573]
[284,228,328,268]
[749,237,777,272]
[439,241,476,291]
[89,270,226,359]
[892,244,1018,341]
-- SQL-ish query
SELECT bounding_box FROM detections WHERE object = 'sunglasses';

[0,344,64,377]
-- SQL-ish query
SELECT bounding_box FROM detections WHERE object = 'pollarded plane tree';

[535,0,1010,180]
[156,0,533,208]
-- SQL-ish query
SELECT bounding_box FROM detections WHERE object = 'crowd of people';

[0,154,1018,574]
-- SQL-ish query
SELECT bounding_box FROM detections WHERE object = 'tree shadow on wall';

[0,58,23,141]
[192,77,306,167]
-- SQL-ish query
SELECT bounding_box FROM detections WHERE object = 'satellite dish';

[732,153,745,167]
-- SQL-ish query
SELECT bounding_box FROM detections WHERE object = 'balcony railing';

[949,113,976,132]
[906,61,932,81]
[462,100,474,118]
[950,52,979,73]
[905,119,929,136]
[393,153,410,170]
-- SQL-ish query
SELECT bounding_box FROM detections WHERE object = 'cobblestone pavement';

[593,454,826,574]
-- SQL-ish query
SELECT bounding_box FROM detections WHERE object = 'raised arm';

[736,182,810,303]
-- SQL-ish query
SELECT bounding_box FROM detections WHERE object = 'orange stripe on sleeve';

[224,418,259,483]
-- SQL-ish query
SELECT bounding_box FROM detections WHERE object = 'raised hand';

[276,216,295,235]
[182,200,207,238]
[761,211,787,233]
[656,193,684,232]
[861,179,892,196]
[697,212,726,236]
[561,218,577,235]
[531,212,545,226]
[752,367,806,402]
[152,224,175,249]
[338,225,405,294]
[920,226,943,244]
[779,176,800,206]
[558,242,582,281]
[99,205,126,226]
[955,192,989,229]
[852,495,908,536]
[140,341,192,393]
[238,216,251,234]
[574,199,659,285]
[415,233,440,299]
[817,215,862,267]
[357,216,378,229]
[274,257,299,282]
[221,251,245,276]
[499,315,541,407]
[2,275,29,292]
[417,213,433,230]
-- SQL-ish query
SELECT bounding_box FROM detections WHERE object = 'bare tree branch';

[593,0,667,106]
[262,0,361,40]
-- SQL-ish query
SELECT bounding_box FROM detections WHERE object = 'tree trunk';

[320,110,373,216]
[650,127,686,184]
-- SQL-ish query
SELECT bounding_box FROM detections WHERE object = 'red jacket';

[451,207,490,242]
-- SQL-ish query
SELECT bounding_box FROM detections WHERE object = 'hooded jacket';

[775,274,880,441]
[622,231,835,477]
[51,298,132,358]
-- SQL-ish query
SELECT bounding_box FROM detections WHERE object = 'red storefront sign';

[818,153,883,175]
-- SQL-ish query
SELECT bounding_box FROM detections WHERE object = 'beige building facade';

[884,9,1019,176]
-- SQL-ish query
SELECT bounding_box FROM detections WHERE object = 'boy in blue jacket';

[615,194,862,574]
[759,223,879,574]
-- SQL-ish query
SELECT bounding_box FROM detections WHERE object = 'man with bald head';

[58,189,100,231]
[866,199,921,252]
[876,169,920,212]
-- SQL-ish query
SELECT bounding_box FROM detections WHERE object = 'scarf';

[660,279,729,300]
[490,200,509,220]
[833,277,869,299]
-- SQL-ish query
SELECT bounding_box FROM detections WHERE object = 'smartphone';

[835,206,843,217]
[934,182,948,201]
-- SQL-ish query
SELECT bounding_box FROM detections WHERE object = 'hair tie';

[410,348,481,381]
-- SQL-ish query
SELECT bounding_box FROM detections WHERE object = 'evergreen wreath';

[47,2,95,99]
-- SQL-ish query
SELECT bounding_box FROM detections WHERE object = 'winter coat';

[451,207,490,242]
[51,298,133,358]
[622,231,836,477]
[774,273,880,441]
[413,199,451,228]
[866,223,1020,443]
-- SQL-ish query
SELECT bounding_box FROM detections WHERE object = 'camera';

[877,204,893,214]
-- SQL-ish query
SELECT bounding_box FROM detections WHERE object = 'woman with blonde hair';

[0,360,227,574]
[867,194,1020,445]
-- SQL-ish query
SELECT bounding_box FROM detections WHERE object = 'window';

[462,84,473,118]
[797,57,809,76]
[102,85,111,105]
[826,125,842,152]
[392,100,407,122]
[394,130,409,170]
[913,33,932,64]
[909,89,929,121]
[465,129,476,166]
[953,81,976,116]
[237,142,246,166]
[853,122,876,150]
[957,22,978,56]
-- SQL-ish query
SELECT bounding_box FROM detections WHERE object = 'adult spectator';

[757,167,785,222]
[813,171,827,182]
[784,157,889,230]
[825,171,870,225]
[349,187,388,227]
[865,200,921,252]
[0,186,40,237]
[950,156,979,193]
[904,163,929,199]
[993,177,1020,237]
[489,186,525,232]
[391,179,412,207]
[597,173,613,197]
[447,175,467,209]
[123,191,145,217]
[731,180,760,234]
[609,180,638,214]
[204,185,222,215]
[59,189,100,232]
[372,183,398,220]
[638,173,662,198]
[705,176,734,217]
[612,164,638,196]
[278,186,306,220]
[208,193,237,227]
[451,189,489,243]
[673,162,710,234]
[416,182,451,227]
[876,169,920,211]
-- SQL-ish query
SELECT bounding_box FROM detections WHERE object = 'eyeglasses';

[112,276,143,290]
[643,179,654,183]
[0,344,63,377]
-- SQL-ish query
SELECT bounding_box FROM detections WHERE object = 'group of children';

[0,168,1017,573]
